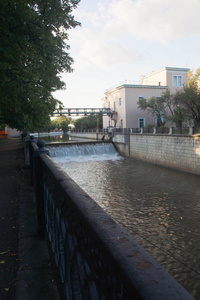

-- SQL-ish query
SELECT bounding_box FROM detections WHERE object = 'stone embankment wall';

[69,132,200,175]
[113,134,200,175]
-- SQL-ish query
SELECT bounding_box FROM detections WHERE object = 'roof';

[105,66,190,94]
[142,67,190,79]
[106,84,168,94]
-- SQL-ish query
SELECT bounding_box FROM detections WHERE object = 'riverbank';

[0,139,59,299]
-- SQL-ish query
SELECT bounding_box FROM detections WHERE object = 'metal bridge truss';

[53,108,112,117]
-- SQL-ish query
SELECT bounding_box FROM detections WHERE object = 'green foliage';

[159,89,188,127]
[0,123,5,131]
[145,123,154,129]
[137,96,166,126]
[170,106,186,127]
[138,89,189,127]
[75,115,103,130]
[176,85,200,126]
[138,83,200,127]
[51,116,71,132]
[0,0,80,131]
[188,68,200,87]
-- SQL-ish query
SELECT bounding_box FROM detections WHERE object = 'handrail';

[27,139,194,300]
[72,126,198,135]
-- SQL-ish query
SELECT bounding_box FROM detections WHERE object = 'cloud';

[69,0,200,70]
[104,0,200,42]
[76,33,142,69]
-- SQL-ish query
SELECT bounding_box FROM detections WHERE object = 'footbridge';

[53,107,112,116]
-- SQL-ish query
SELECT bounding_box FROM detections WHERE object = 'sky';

[53,0,200,109]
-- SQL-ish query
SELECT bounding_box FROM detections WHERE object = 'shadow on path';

[0,139,59,300]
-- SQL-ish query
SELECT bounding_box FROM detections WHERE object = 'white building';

[102,67,189,129]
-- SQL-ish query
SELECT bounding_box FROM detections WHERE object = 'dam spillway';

[49,142,122,162]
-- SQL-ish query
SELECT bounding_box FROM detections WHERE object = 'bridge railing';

[54,107,112,116]
[26,138,194,300]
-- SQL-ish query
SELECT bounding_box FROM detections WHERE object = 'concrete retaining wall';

[113,134,130,157]
[114,133,200,175]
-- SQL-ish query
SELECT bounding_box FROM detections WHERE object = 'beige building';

[102,67,190,129]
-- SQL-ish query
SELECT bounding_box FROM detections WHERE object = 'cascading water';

[49,142,122,162]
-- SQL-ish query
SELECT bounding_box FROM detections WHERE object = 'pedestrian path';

[0,139,59,300]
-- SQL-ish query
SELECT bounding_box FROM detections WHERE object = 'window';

[120,119,123,128]
[119,98,121,106]
[139,96,144,102]
[138,118,145,128]
[173,75,182,87]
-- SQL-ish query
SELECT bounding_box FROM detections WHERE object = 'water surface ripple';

[51,146,200,299]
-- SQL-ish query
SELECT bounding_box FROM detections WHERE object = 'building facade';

[102,67,190,129]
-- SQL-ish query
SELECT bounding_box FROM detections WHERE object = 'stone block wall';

[127,134,200,175]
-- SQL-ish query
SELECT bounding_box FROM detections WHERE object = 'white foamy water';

[49,143,122,162]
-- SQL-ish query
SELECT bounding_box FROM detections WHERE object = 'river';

[49,142,200,299]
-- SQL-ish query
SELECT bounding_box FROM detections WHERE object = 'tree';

[0,0,80,131]
[75,115,103,130]
[175,85,200,126]
[159,89,188,127]
[137,90,188,128]
[188,68,200,87]
[137,96,166,127]
[51,116,71,132]
[170,106,187,128]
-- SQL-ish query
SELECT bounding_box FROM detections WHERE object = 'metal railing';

[156,127,170,134]
[53,108,112,117]
[73,127,199,135]
[25,138,194,299]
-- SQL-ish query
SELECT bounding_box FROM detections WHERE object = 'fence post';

[29,136,37,185]
[24,135,31,167]
[33,140,50,237]
[189,126,194,135]
[169,127,173,134]
[153,127,157,134]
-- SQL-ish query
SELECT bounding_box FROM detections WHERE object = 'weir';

[23,137,194,300]
[48,142,121,161]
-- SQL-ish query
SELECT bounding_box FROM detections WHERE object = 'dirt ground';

[0,139,22,299]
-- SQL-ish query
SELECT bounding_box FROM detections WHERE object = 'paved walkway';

[0,139,59,299]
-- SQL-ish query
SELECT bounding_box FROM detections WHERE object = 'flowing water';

[49,143,200,299]
[42,133,70,143]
